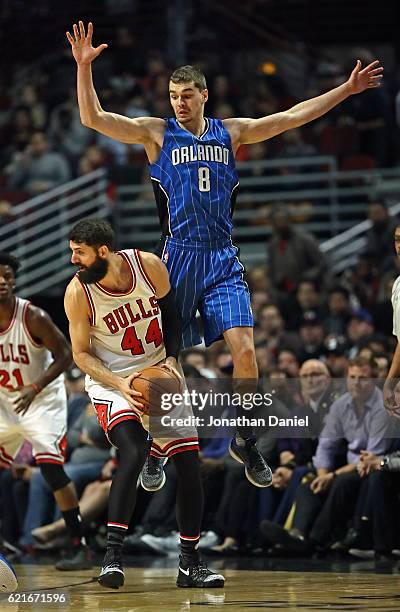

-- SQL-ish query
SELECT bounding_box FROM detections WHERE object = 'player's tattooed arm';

[64,279,143,410]
[66,21,165,159]
[224,60,383,149]
[13,306,72,415]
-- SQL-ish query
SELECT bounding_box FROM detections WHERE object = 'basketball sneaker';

[140,456,167,491]
[176,558,225,588]
[0,554,18,592]
[98,547,125,589]
[55,545,93,571]
[229,435,273,487]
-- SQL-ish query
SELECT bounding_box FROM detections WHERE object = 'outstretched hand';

[66,21,108,65]
[346,59,383,95]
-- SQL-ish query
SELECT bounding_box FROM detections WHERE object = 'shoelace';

[147,458,162,475]
[104,562,122,570]
[191,563,209,580]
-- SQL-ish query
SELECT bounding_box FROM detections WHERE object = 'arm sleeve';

[158,289,182,359]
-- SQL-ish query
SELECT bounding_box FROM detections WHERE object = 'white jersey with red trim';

[0,297,64,398]
[80,249,166,376]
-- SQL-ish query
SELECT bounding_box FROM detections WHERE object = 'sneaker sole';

[140,470,167,492]
[229,444,244,464]
[98,571,125,589]
[229,445,272,488]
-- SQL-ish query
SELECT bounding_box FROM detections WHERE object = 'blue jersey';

[149,117,239,242]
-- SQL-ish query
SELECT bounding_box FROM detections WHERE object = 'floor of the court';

[6,554,400,611]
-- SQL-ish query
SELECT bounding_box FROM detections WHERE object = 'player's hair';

[170,65,207,91]
[69,218,115,250]
[0,251,20,274]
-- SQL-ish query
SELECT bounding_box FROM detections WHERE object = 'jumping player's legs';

[224,326,258,439]
[157,237,203,349]
[198,246,272,488]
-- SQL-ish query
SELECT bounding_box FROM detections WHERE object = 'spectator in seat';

[254,303,302,358]
[323,286,352,337]
[7,131,71,197]
[365,201,398,272]
[299,311,326,362]
[268,205,329,294]
[260,356,395,555]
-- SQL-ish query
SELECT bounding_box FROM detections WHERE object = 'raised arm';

[64,278,143,409]
[66,21,165,152]
[224,60,383,150]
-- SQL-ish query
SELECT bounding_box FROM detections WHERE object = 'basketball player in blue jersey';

[67,21,383,488]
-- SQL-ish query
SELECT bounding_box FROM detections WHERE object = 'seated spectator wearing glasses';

[258,360,339,531]
[260,356,396,555]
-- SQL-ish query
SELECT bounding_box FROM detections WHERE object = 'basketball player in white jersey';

[384,225,400,415]
[0,251,92,570]
[64,218,224,589]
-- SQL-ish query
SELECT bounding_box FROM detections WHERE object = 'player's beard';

[77,255,109,284]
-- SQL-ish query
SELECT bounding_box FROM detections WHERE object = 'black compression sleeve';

[158,289,182,359]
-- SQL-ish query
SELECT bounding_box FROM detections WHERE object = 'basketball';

[0,554,18,592]
[130,365,183,416]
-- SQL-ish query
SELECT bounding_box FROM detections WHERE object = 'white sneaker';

[199,531,220,549]
[140,532,179,555]
[349,548,374,559]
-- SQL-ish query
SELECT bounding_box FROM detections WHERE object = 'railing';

[321,201,400,273]
[0,169,109,296]
[114,157,400,267]
[4,157,400,298]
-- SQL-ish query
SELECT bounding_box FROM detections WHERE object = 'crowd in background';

[0,22,398,217]
[1,196,400,563]
[2,8,400,566]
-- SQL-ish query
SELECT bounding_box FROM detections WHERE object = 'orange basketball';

[130,365,182,416]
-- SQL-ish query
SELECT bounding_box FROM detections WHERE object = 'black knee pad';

[39,463,71,492]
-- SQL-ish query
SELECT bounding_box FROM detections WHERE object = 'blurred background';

[0,0,399,350]
[3,0,400,567]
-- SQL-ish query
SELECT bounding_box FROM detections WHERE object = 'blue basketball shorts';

[157,237,253,349]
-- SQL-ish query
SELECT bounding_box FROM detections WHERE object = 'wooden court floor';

[7,565,400,611]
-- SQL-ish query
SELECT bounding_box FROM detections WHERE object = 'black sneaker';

[140,456,167,492]
[55,545,93,571]
[177,559,225,588]
[229,436,272,487]
[98,548,125,589]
